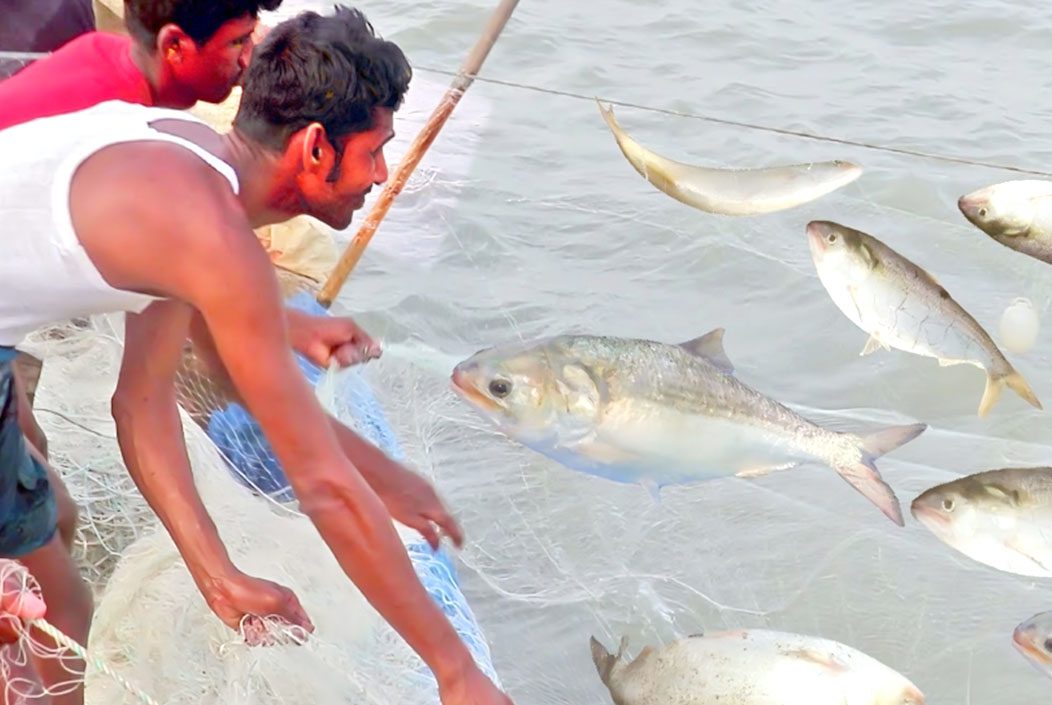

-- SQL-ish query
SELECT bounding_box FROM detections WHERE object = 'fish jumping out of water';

[1013,610,1052,681]
[450,330,926,526]
[590,630,925,705]
[910,466,1052,577]
[958,180,1052,266]
[596,100,862,215]
[806,220,1042,417]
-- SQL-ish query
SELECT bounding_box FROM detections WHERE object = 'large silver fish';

[958,180,1052,265]
[596,101,862,215]
[590,630,925,705]
[910,467,1052,577]
[807,220,1042,417]
[1013,610,1052,680]
[450,331,926,526]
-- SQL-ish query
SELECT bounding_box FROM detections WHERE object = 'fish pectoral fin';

[735,462,798,478]
[786,648,851,674]
[1006,536,1052,572]
[860,334,888,356]
[679,328,735,374]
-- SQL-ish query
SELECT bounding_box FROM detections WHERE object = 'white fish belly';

[614,633,893,705]
[855,276,988,366]
[578,401,816,485]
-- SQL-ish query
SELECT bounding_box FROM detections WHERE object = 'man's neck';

[128,41,195,110]
[220,131,303,229]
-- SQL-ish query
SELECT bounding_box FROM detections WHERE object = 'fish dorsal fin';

[679,328,734,374]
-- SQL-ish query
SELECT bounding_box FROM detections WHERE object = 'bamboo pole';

[316,0,521,308]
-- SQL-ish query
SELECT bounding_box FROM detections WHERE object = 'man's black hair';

[233,6,411,152]
[124,0,284,47]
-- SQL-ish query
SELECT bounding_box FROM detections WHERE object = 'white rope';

[29,619,162,705]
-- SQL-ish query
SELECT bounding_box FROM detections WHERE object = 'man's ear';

[299,123,336,176]
[156,24,194,63]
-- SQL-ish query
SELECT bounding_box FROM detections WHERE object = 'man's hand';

[200,570,314,646]
[287,310,382,369]
[370,458,464,551]
[0,560,46,644]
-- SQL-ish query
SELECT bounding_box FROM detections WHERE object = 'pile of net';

[14,268,495,705]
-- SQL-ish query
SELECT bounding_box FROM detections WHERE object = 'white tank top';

[0,100,241,347]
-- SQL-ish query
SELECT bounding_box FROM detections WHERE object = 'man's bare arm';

[187,310,464,549]
[113,301,312,636]
[112,302,235,587]
[70,141,476,681]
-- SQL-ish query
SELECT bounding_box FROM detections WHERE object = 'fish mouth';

[903,683,926,705]
[1012,625,1051,667]
[957,192,988,225]
[450,366,500,413]
[805,220,836,255]
[908,499,950,529]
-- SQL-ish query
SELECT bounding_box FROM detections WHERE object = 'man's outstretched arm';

[186,310,464,550]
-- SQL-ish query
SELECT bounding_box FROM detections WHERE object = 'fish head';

[958,182,1041,241]
[451,337,605,445]
[1013,610,1052,679]
[806,220,879,287]
[909,482,981,544]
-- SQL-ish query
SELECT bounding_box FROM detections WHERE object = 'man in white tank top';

[0,8,514,705]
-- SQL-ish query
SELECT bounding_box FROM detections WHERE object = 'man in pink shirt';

[0,0,275,130]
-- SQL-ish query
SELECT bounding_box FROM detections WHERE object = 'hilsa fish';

[1013,610,1052,681]
[590,630,925,705]
[910,467,1052,578]
[450,330,926,526]
[806,220,1042,417]
[958,180,1052,266]
[596,101,862,216]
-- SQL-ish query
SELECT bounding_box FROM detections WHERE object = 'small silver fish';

[958,180,1052,266]
[807,220,1042,417]
[451,331,926,526]
[596,101,862,216]
[1013,610,1052,680]
[910,467,1052,577]
[590,630,925,705]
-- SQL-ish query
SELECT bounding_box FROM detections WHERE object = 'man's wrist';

[424,627,479,686]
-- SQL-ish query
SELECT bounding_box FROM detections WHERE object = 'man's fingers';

[427,503,464,548]
[418,522,441,551]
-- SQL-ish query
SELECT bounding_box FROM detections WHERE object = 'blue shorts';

[0,356,57,557]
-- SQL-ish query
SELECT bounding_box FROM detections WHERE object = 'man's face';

[177,15,258,104]
[300,108,396,230]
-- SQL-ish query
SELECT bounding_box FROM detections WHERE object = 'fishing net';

[7,10,1052,705]
[0,52,40,81]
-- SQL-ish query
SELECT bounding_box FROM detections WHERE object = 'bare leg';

[7,537,91,705]
[13,370,77,554]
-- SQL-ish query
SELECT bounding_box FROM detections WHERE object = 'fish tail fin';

[589,635,623,686]
[980,366,1042,417]
[860,423,928,459]
[595,99,621,135]
[833,422,927,527]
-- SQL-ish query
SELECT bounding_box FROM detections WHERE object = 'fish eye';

[978,207,988,217]
[942,498,955,511]
[488,378,512,398]
[827,233,837,244]
[1044,638,1052,652]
